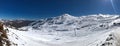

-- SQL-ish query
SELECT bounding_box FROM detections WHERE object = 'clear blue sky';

[0,0,120,19]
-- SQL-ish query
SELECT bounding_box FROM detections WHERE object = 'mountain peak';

[58,14,76,19]
[61,14,72,17]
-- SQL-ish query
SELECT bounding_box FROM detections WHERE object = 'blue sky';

[0,0,120,19]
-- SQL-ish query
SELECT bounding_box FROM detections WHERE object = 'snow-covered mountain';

[3,14,120,46]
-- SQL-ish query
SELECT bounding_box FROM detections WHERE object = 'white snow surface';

[6,14,120,46]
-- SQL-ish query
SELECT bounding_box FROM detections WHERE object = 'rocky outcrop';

[0,23,10,46]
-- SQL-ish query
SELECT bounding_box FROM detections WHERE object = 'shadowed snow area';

[5,14,120,46]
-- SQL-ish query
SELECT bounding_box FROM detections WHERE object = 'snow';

[5,14,120,46]
[110,27,120,46]
[8,27,114,46]
[112,19,120,24]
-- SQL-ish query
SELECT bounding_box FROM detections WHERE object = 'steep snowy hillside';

[5,14,120,46]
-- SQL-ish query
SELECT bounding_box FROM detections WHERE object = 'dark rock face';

[113,23,120,26]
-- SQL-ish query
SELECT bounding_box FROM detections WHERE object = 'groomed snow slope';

[6,14,120,46]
